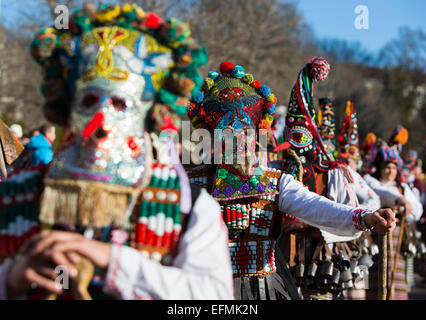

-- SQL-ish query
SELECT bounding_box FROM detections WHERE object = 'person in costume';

[338,101,381,212]
[26,124,56,166]
[276,59,371,300]
[316,98,337,160]
[364,136,423,300]
[333,100,381,300]
[187,60,396,300]
[0,3,233,300]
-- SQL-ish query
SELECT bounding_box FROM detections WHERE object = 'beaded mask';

[188,62,276,175]
[30,4,205,229]
[283,57,337,191]
[317,98,337,160]
[338,101,361,162]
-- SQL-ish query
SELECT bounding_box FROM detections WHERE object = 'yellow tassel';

[39,179,138,229]
[317,108,323,127]
[345,101,353,117]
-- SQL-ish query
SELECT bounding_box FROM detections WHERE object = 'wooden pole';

[0,140,8,180]
[389,214,406,300]
[378,234,388,300]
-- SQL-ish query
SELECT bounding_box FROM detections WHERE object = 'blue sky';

[296,0,426,53]
[1,0,425,55]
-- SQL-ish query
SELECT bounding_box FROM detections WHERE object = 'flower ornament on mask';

[338,101,361,162]
[188,62,277,175]
[30,4,206,229]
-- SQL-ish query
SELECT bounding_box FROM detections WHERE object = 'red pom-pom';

[310,57,330,81]
[219,61,234,75]
[264,101,272,110]
[250,80,261,89]
[145,13,162,28]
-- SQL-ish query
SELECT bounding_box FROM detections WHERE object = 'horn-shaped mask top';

[338,101,361,161]
[317,98,337,159]
[283,57,336,191]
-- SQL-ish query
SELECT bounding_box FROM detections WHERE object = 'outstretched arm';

[279,174,395,236]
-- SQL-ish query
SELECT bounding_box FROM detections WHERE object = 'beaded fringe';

[39,179,138,228]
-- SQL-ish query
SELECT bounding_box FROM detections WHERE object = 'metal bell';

[345,279,354,289]
[418,242,426,254]
[339,251,351,269]
[340,267,353,282]
[358,254,374,268]
[409,243,417,255]
[350,260,358,273]
[362,238,369,248]
[352,265,361,277]
[307,262,318,278]
[358,265,370,290]
[320,261,334,277]
[295,263,305,278]
[331,269,341,285]
[370,244,379,256]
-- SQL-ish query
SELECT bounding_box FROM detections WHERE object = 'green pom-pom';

[242,74,254,84]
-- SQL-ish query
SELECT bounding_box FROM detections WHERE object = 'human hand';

[5,232,78,299]
[364,208,396,235]
[24,230,111,272]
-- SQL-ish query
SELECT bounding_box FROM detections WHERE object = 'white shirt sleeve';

[278,174,365,237]
[364,174,401,207]
[348,167,381,211]
[103,189,233,300]
[327,168,359,207]
[402,183,423,223]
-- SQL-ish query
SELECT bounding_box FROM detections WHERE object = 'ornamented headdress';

[187,61,277,175]
[338,101,361,161]
[29,3,205,230]
[317,98,337,160]
[360,132,377,173]
[30,3,207,131]
[188,61,276,132]
[371,140,404,172]
[282,57,343,192]
[403,150,419,172]
[388,125,408,153]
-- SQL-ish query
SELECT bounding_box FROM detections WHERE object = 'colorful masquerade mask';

[30,4,206,228]
[188,62,277,175]
[317,98,337,159]
[338,101,361,161]
[282,57,336,191]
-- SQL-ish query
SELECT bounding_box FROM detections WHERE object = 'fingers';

[42,247,78,278]
[29,231,83,256]
[20,230,52,254]
[373,209,396,234]
[25,268,62,295]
